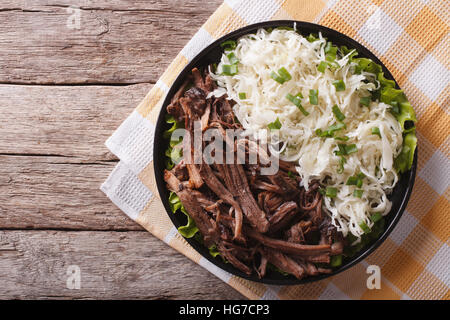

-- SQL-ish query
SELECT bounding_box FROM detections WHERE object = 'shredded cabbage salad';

[210,27,416,241]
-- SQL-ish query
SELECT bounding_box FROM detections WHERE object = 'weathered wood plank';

[0,84,152,229]
[0,230,245,299]
[0,84,149,159]
[0,155,143,230]
[0,0,222,84]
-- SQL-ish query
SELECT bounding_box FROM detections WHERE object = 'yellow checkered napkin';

[101,0,450,300]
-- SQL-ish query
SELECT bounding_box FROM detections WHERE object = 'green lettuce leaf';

[164,115,184,170]
[395,132,417,173]
[208,244,221,258]
[353,57,382,74]
[377,72,396,88]
[380,85,417,133]
[397,101,417,133]
[168,192,199,238]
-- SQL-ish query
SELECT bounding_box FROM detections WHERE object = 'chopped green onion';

[317,125,340,137]
[286,93,309,116]
[277,67,292,81]
[371,127,381,137]
[346,172,365,187]
[238,92,247,99]
[270,71,286,84]
[332,105,346,121]
[345,144,358,155]
[222,64,238,76]
[335,144,358,156]
[330,255,342,267]
[346,176,359,186]
[324,42,338,61]
[360,96,371,107]
[335,144,346,156]
[220,40,236,50]
[353,189,363,198]
[334,136,349,141]
[226,52,239,65]
[288,171,296,179]
[325,187,338,198]
[356,179,363,188]
[359,221,371,234]
[370,213,383,223]
[270,67,292,84]
[316,123,346,138]
[286,93,301,105]
[268,117,282,130]
[315,129,327,137]
[309,89,319,105]
[332,80,346,92]
[329,122,346,132]
[337,156,346,174]
[317,61,328,73]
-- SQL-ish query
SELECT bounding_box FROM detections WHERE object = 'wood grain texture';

[0,230,245,299]
[0,84,149,159]
[0,155,143,231]
[0,0,223,84]
[0,84,148,230]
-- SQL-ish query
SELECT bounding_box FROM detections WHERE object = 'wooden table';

[0,0,244,300]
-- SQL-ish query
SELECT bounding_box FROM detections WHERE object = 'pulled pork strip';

[253,180,283,194]
[262,248,305,280]
[167,79,190,122]
[180,93,204,189]
[306,254,331,264]
[258,191,284,215]
[278,159,297,173]
[164,170,218,246]
[256,254,268,279]
[267,172,299,198]
[268,201,298,234]
[245,227,331,256]
[285,220,312,243]
[199,162,244,241]
[217,242,252,275]
[220,163,269,233]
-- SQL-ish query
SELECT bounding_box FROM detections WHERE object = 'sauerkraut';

[210,28,406,240]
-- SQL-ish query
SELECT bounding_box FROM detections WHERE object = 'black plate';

[153,20,417,285]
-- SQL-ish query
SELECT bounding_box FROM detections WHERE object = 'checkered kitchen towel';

[101,0,450,300]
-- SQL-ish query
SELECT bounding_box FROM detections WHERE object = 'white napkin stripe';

[199,257,233,283]
[105,110,155,174]
[100,161,153,221]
